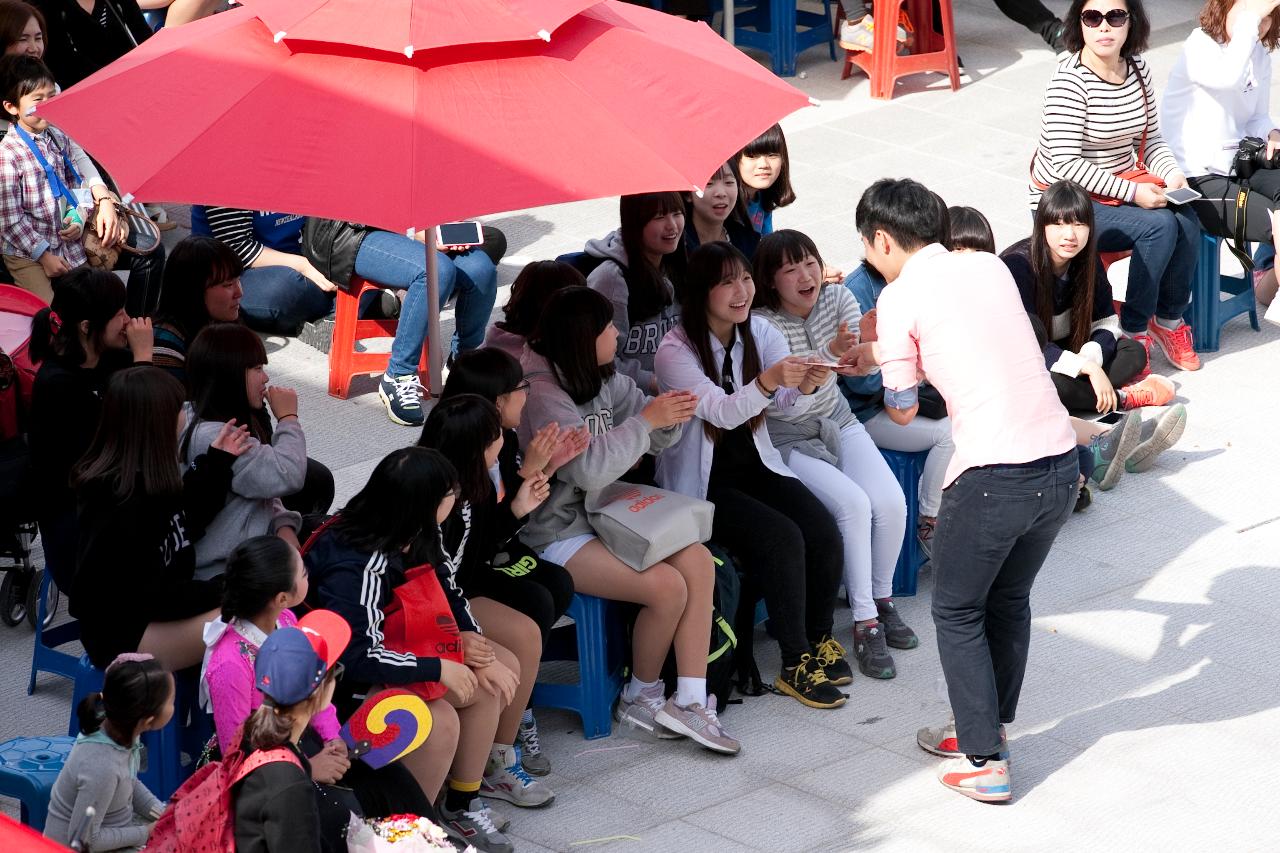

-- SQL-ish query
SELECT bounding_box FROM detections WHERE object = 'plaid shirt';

[0,125,91,266]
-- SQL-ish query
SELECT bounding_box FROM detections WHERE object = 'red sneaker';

[1120,374,1175,409]
[1128,333,1153,382]
[1147,320,1201,371]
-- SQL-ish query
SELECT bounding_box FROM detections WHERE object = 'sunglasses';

[1080,9,1129,27]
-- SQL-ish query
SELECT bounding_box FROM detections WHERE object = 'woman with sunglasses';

[1162,0,1280,308]
[1031,0,1202,376]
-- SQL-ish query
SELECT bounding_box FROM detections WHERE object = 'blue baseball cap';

[255,610,351,706]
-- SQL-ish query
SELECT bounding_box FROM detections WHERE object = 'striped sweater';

[1030,53,1181,207]
[754,284,860,428]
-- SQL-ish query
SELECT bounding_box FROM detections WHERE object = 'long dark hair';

[528,287,616,406]
[947,206,996,253]
[222,535,298,623]
[72,366,185,500]
[751,229,825,312]
[496,261,585,337]
[1031,180,1099,353]
[733,124,796,212]
[1063,0,1151,56]
[155,236,244,341]
[29,267,127,367]
[77,656,172,747]
[617,192,686,324]
[685,161,753,238]
[185,322,272,446]
[681,242,764,441]
[419,395,503,505]
[331,447,459,562]
[440,347,523,404]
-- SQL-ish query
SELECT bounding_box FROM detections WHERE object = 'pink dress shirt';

[875,244,1075,486]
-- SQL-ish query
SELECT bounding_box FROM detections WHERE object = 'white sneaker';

[614,687,683,739]
[481,745,555,808]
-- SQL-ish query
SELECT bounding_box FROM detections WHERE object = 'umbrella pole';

[425,234,444,395]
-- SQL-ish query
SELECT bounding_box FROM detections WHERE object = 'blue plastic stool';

[731,0,837,77]
[879,448,929,596]
[531,594,627,740]
[0,735,73,830]
[28,571,84,696]
[1183,231,1260,353]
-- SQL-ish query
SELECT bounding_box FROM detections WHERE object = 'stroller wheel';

[0,568,31,627]
[27,569,55,630]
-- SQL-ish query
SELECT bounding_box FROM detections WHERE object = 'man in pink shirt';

[843,179,1077,804]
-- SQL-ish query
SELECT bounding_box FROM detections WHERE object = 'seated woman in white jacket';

[752,230,916,683]
[1162,0,1280,306]
[654,241,849,711]
[516,286,740,755]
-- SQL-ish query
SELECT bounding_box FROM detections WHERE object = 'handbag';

[83,201,162,269]
[381,564,465,702]
[1030,57,1164,206]
[584,482,713,571]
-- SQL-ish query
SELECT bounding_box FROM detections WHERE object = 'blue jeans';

[239,265,335,336]
[354,230,498,376]
[931,451,1077,756]
[1091,200,1200,334]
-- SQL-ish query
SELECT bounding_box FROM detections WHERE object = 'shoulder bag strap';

[11,125,81,209]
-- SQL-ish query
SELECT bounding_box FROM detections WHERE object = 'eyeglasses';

[512,380,531,393]
[1080,9,1129,27]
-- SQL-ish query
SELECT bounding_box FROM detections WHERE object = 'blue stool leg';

[574,596,615,740]
[773,0,797,76]
[1185,232,1222,352]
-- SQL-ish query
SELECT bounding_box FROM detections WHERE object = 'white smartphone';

[1164,187,1202,205]
[435,221,484,247]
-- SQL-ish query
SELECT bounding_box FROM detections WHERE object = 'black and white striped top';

[1030,54,1180,207]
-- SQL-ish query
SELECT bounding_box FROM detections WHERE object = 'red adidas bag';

[382,565,465,702]
[146,743,301,852]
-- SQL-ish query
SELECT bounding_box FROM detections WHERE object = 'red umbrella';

[0,814,85,851]
[232,0,599,54]
[40,1,810,388]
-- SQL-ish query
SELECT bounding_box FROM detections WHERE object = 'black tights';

[1050,338,1147,412]
[461,557,575,642]
[708,469,843,667]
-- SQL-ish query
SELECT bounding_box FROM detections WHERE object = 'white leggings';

[786,421,906,621]
[861,410,954,517]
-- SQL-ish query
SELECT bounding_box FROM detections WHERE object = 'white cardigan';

[1162,10,1276,177]
[653,315,815,500]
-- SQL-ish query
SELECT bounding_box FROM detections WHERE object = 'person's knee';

[427,699,461,744]
[1137,210,1178,242]
[640,562,688,612]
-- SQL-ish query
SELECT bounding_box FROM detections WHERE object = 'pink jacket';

[202,609,341,755]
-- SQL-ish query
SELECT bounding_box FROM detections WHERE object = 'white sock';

[622,676,662,703]
[1155,316,1182,331]
[490,742,517,768]
[675,676,708,708]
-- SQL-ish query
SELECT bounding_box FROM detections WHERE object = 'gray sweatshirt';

[184,418,306,580]
[482,324,527,361]
[44,730,163,852]
[585,230,681,394]
[517,349,681,551]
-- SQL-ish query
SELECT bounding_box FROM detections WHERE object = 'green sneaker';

[1125,404,1186,473]
[1086,410,1143,490]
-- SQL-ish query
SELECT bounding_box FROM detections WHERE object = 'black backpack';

[661,543,741,712]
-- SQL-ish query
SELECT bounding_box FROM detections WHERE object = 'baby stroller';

[0,284,51,628]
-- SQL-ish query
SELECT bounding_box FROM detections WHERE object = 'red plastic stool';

[841,0,960,100]
[328,277,429,399]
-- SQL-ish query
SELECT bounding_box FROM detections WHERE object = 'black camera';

[1234,136,1280,181]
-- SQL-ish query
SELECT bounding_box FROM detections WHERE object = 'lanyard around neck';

[12,124,81,208]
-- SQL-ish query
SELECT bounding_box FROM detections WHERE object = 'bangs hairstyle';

[618,192,686,323]
[332,447,459,560]
[29,266,126,367]
[1200,0,1280,49]
[734,123,796,212]
[685,161,752,230]
[418,394,504,505]
[528,286,616,406]
[73,367,186,501]
[946,206,996,253]
[751,229,825,311]
[156,236,245,340]
[1063,0,1150,56]
[185,322,271,445]
[1032,180,1099,352]
[0,53,53,123]
[681,242,764,441]
[0,1,45,52]
[497,260,586,337]
[855,178,946,252]
[440,347,523,404]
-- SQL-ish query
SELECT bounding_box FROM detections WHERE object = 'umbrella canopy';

[232,0,599,54]
[40,2,810,235]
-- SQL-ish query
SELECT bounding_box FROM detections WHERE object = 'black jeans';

[1050,337,1147,412]
[708,468,843,667]
[993,0,1057,31]
[1188,169,1280,243]
[931,451,1077,756]
[282,457,335,517]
